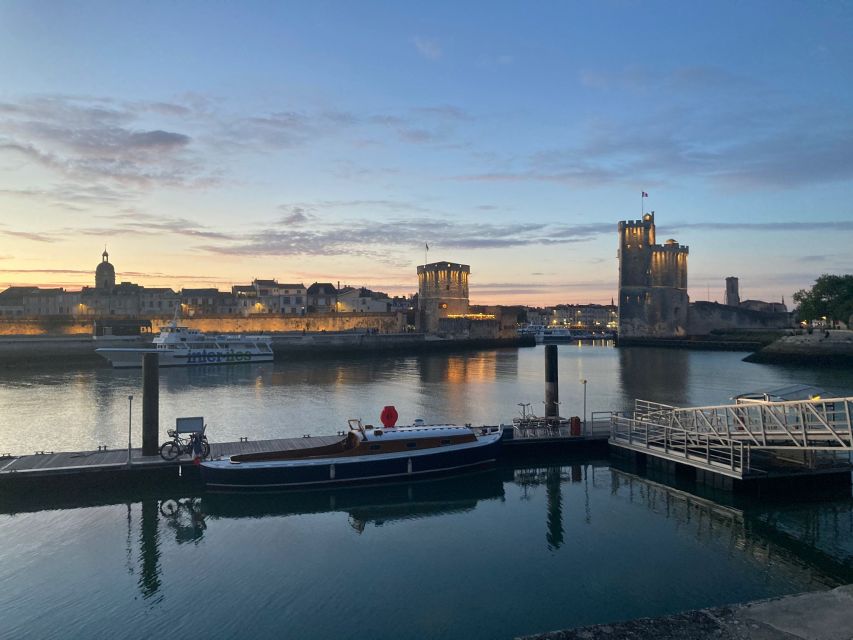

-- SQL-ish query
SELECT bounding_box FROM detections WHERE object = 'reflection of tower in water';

[618,347,690,408]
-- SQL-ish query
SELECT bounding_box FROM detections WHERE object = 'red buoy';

[380,405,398,428]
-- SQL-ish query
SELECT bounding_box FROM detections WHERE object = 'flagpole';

[641,191,644,216]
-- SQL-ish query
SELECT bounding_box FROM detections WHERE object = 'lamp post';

[581,380,587,432]
[127,395,133,467]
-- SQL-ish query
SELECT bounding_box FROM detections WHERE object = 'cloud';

[74,211,231,240]
[278,206,311,225]
[195,215,613,263]
[0,95,213,189]
[413,37,442,60]
[0,226,57,242]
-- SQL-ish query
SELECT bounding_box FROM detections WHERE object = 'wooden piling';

[142,353,159,456]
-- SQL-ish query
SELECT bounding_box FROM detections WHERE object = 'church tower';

[95,249,116,291]
[617,213,689,338]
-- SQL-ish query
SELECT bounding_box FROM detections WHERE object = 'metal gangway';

[610,397,853,479]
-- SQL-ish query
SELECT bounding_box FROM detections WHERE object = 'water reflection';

[608,468,853,587]
[202,468,505,532]
[618,347,690,408]
[139,497,162,601]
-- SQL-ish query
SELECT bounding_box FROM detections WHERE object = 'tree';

[793,274,853,324]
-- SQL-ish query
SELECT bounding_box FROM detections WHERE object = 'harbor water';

[2,345,853,639]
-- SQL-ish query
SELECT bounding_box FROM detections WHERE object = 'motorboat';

[200,407,504,490]
[95,320,274,368]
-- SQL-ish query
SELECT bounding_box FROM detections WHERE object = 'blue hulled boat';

[200,417,503,491]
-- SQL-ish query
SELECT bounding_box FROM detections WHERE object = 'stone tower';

[417,261,470,333]
[725,277,740,307]
[96,249,116,291]
[617,212,689,338]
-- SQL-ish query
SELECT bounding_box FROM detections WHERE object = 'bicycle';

[159,428,211,461]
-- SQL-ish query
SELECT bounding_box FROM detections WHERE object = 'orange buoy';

[380,405,398,428]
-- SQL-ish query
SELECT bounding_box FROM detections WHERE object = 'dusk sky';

[1,1,851,305]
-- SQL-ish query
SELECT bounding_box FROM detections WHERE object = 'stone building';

[307,283,338,313]
[618,212,689,338]
[337,287,391,313]
[417,261,470,333]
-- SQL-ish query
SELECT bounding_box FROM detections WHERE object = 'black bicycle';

[159,428,211,460]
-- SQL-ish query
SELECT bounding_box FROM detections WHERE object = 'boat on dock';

[200,408,503,490]
[95,320,273,368]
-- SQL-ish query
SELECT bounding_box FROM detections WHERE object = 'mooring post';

[545,344,559,420]
[142,353,159,456]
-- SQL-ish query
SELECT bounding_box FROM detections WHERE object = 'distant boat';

[518,325,613,344]
[200,415,503,490]
[95,320,274,368]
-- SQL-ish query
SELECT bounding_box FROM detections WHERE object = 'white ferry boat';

[95,322,274,368]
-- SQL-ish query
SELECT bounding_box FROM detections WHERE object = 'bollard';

[545,344,559,420]
[142,353,159,456]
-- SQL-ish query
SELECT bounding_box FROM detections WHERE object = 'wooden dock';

[0,427,608,487]
[0,435,343,483]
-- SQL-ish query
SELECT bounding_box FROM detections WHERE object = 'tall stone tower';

[417,261,470,333]
[617,213,689,338]
[725,277,740,307]
[95,249,116,291]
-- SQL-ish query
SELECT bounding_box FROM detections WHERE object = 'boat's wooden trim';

[230,432,478,463]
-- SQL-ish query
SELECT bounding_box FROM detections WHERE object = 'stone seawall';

[0,332,532,366]
[0,312,405,336]
[745,330,853,366]
[519,584,853,639]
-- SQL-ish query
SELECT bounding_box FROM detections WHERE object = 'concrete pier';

[519,584,853,640]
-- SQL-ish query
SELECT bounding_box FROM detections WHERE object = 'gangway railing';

[611,414,749,476]
[618,397,853,450]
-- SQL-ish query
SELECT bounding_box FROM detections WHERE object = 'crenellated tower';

[617,212,689,338]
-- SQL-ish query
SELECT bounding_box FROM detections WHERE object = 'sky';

[0,0,852,306]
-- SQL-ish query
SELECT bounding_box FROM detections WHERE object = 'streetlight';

[127,395,133,467]
[581,380,587,432]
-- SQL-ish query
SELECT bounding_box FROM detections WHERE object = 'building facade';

[618,212,689,338]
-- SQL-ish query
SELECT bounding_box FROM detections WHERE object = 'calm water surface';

[2,345,853,639]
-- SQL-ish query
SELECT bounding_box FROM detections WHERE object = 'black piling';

[142,353,159,456]
[545,344,559,420]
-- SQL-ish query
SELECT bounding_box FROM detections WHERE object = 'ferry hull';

[95,348,274,368]
[201,436,502,490]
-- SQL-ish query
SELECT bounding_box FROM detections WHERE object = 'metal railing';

[611,414,749,475]
[665,398,853,450]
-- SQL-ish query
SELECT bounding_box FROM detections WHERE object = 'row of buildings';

[0,251,411,319]
[525,304,618,331]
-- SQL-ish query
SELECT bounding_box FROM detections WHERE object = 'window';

[440,439,451,445]
[406,442,417,449]
[369,444,381,451]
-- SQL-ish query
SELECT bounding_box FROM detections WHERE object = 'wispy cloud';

[412,36,442,60]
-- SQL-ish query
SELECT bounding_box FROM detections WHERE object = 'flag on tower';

[641,191,648,198]
[425,242,429,250]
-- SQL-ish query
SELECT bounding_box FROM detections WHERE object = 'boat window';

[440,439,451,445]
[369,444,381,451]
[406,442,417,448]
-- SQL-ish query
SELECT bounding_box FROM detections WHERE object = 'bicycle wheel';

[160,441,181,461]
[201,439,211,459]
[159,499,179,516]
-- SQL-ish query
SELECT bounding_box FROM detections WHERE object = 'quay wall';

[519,584,853,640]
[0,332,532,365]
[0,312,406,336]
[687,301,792,335]
[745,329,853,366]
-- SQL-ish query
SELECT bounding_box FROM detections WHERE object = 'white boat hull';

[95,347,274,368]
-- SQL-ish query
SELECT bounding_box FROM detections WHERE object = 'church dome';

[95,249,116,290]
